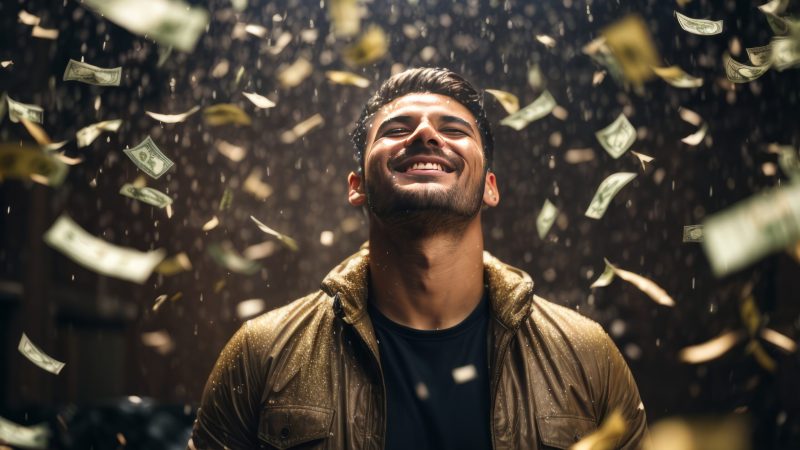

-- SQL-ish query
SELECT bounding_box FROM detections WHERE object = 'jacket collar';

[320,242,535,331]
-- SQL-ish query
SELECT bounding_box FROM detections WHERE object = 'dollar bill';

[325,70,370,88]
[652,65,704,88]
[582,37,625,84]
[18,333,65,375]
[208,242,261,275]
[328,0,360,37]
[277,57,313,88]
[681,123,708,146]
[777,145,800,181]
[145,105,200,123]
[6,95,43,123]
[602,15,661,86]
[250,216,299,251]
[536,199,558,239]
[31,25,58,40]
[771,36,800,71]
[675,11,723,35]
[119,183,173,208]
[123,136,174,179]
[590,258,676,306]
[585,172,637,219]
[572,410,626,450]
[724,53,770,83]
[0,416,49,449]
[76,119,122,147]
[499,90,555,130]
[63,59,122,86]
[343,26,389,66]
[683,225,704,242]
[702,182,800,276]
[758,0,792,35]
[242,92,276,109]
[44,215,166,283]
[155,252,192,276]
[203,104,252,126]
[746,44,773,66]
[595,113,636,159]
[0,144,68,186]
[81,0,209,52]
[280,113,324,144]
[630,151,654,171]
[18,10,41,25]
[485,89,520,114]
[678,330,745,364]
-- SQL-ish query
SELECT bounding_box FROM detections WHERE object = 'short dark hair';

[351,67,494,173]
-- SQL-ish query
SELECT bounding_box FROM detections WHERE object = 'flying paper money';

[746,43,773,66]
[6,95,43,123]
[674,11,723,35]
[328,0,360,37]
[154,252,192,276]
[0,144,68,187]
[678,330,745,364]
[203,104,252,126]
[242,92,276,108]
[724,53,770,83]
[682,225,704,242]
[590,258,676,306]
[595,114,636,159]
[250,215,299,251]
[119,183,173,208]
[277,57,313,88]
[652,66,703,88]
[63,59,122,86]
[771,36,800,71]
[145,105,200,123]
[776,145,800,181]
[208,242,261,275]
[485,89,520,114]
[0,416,49,449]
[630,151,654,171]
[602,15,661,86]
[280,113,324,144]
[681,123,708,146]
[343,26,389,66]
[76,119,122,147]
[325,70,370,88]
[702,182,800,276]
[81,0,209,52]
[18,333,65,375]
[499,90,555,130]
[44,215,166,283]
[571,409,627,450]
[585,172,637,219]
[123,136,174,179]
[536,199,558,239]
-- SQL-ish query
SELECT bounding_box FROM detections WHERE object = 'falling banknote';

[595,113,636,159]
[485,89,520,114]
[746,43,773,66]
[0,144,68,187]
[6,95,43,123]
[250,215,299,251]
[590,258,676,306]
[585,172,637,219]
[76,119,122,147]
[81,0,209,52]
[44,215,166,283]
[63,59,122,86]
[499,90,555,130]
[0,416,49,449]
[652,66,704,88]
[771,36,800,71]
[119,183,173,208]
[703,182,800,276]
[682,225,704,243]
[536,199,558,239]
[145,105,201,123]
[18,333,65,375]
[674,11,723,35]
[123,136,174,179]
[724,53,770,83]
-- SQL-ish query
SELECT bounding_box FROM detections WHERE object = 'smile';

[392,156,456,174]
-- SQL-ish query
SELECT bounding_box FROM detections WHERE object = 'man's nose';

[403,121,444,149]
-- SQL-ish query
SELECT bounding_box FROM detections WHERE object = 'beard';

[364,166,486,235]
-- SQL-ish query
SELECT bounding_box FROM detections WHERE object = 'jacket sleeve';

[189,322,266,450]
[602,334,648,450]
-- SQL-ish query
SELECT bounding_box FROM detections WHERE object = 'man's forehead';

[374,92,475,121]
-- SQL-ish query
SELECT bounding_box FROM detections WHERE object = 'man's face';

[356,93,491,226]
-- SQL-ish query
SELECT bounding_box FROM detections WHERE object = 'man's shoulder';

[242,290,333,343]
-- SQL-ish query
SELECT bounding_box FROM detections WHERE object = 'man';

[190,68,647,450]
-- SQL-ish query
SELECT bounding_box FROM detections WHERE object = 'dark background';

[1,0,799,448]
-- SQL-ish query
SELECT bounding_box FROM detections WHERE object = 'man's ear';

[483,171,499,207]
[348,171,367,206]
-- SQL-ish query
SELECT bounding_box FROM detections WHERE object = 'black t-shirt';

[368,292,492,450]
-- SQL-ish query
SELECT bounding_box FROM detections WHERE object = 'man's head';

[347,68,499,232]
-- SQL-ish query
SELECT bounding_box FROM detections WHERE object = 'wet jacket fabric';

[190,246,647,449]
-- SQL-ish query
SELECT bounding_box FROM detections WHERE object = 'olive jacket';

[190,246,647,449]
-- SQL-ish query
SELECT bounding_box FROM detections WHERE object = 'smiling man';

[190,68,647,450]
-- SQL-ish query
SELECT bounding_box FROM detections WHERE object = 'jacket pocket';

[536,415,597,449]
[258,405,334,449]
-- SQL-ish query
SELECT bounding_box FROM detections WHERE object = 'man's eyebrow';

[440,115,474,131]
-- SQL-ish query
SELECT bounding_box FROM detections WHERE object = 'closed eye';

[383,128,410,136]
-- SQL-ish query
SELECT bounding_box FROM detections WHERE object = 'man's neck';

[367,215,486,330]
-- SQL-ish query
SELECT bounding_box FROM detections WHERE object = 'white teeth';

[409,162,444,171]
